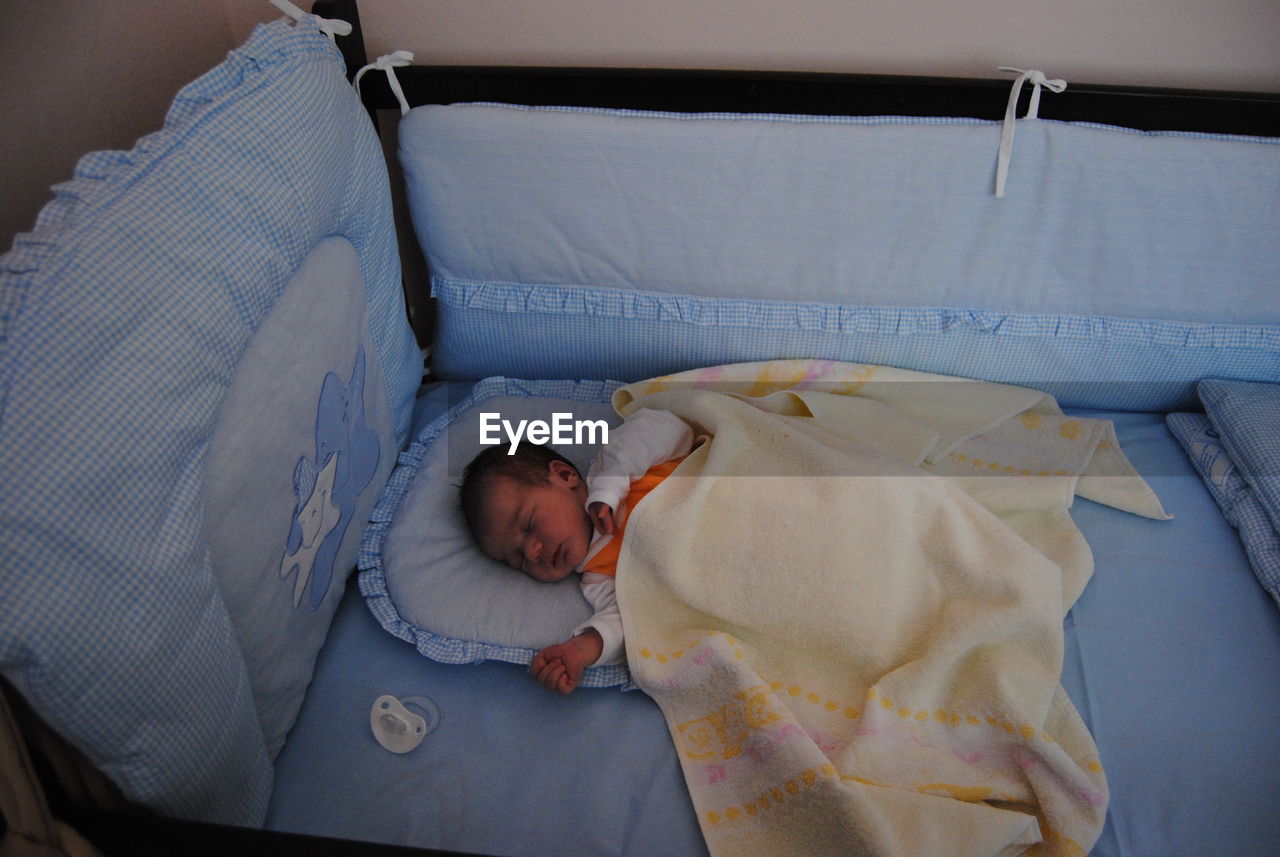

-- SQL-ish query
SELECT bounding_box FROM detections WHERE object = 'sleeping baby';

[458,408,693,694]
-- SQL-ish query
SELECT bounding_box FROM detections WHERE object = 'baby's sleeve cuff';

[585,478,628,514]
[575,619,626,666]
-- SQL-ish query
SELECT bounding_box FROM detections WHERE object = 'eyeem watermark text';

[480,412,609,454]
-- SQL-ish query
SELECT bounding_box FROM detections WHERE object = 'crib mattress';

[266,391,1280,857]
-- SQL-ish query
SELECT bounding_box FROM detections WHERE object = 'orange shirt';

[581,456,685,577]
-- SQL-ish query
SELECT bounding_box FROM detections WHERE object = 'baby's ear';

[548,459,581,486]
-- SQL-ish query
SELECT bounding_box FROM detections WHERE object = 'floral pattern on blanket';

[654,631,1105,850]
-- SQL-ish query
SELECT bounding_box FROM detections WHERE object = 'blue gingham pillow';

[1167,407,1280,609]
[1198,379,1280,534]
[0,17,419,825]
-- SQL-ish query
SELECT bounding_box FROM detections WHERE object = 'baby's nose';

[524,537,545,564]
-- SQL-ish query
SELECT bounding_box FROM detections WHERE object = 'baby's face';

[476,461,594,582]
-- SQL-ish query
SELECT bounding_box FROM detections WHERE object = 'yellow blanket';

[611,359,1168,857]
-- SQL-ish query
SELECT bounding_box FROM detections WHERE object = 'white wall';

[346,0,1280,92]
[0,0,276,251]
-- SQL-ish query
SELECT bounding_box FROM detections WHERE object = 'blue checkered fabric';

[1167,392,1280,610]
[1198,379,1280,535]
[431,278,1280,411]
[466,100,1280,146]
[403,103,1280,411]
[0,16,419,825]
[359,377,636,690]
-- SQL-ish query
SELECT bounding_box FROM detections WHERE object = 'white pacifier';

[370,694,439,754]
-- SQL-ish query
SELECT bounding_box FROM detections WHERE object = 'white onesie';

[571,408,693,665]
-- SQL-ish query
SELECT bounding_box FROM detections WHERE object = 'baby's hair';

[458,444,580,538]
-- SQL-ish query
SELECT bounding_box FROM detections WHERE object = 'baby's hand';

[588,502,617,535]
[530,629,604,694]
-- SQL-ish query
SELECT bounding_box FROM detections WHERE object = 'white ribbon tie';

[269,0,353,42]
[354,51,416,117]
[995,66,1066,198]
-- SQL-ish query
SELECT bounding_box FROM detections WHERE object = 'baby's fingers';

[540,663,567,692]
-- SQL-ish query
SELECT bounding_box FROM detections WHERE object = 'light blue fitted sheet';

[267,394,1280,857]
[1062,410,1280,857]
